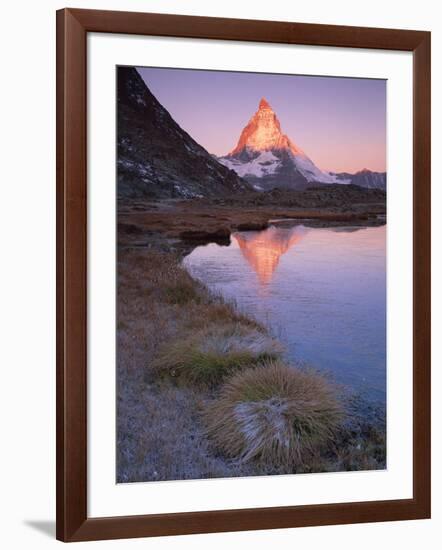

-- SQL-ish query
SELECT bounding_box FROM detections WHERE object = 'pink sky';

[138,67,386,173]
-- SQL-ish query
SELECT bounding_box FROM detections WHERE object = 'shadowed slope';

[117,67,252,199]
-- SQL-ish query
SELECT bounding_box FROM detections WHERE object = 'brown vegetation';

[118,185,386,248]
[117,244,386,482]
[204,360,343,466]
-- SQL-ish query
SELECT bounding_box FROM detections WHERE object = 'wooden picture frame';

[56,7,431,542]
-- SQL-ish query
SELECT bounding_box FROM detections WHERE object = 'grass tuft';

[151,323,283,387]
[204,360,343,466]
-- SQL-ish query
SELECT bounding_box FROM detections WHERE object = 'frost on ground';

[117,244,386,483]
[117,247,262,482]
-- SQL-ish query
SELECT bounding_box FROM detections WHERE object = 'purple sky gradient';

[137,67,386,173]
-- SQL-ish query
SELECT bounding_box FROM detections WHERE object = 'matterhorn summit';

[229,98,302,157]
[219,98,340,190]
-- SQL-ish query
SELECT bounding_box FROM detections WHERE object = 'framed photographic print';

[56,8,431,542]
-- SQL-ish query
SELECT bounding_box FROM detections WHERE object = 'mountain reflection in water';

[183,223,386,402]
[232,226,307,285]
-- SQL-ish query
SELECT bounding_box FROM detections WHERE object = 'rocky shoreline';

[118,185,386,253]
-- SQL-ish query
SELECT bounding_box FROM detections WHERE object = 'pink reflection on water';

[232,225,308,286]
[233,224,385,288]
[183,224,386,400]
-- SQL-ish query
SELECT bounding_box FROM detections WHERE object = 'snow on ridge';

[291,152,343,184]
[220,148,351,185]
[219,151,281,178]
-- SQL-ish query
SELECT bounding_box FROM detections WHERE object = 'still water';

[183,223,386,403]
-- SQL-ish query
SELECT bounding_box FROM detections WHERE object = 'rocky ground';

[118,185,386,251]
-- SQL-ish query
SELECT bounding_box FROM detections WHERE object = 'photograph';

[0,0,434,545]
[116,65,387,483]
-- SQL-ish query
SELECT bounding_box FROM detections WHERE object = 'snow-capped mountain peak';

[229,97,302,157]
[219,98,340,190]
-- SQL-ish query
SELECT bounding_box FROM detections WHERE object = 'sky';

[137,66,386,174]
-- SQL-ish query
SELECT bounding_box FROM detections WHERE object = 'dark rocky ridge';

[207,183,386,209]
[334,169,387,190]
[117,67,252,199]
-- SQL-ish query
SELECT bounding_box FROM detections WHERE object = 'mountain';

[333,169,386,190]
[117,67,252,199]
[218,98,342,191]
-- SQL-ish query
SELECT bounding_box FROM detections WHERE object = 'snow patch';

[291,152,343,184]
[219,151,281,178]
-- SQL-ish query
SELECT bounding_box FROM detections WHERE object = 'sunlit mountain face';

[229,98,304,157]
[232,225,307,285]
[218,98,343,190]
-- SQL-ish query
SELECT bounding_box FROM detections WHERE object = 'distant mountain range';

[117,67,251,199]
[218,98,386,191]
[332,169,386,190]
[117,70,386,199]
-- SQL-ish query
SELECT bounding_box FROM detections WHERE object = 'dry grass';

[151,323,283,387]
[204,360,343,467]
[117,247,270,481]
[117,190,386,248]
[117,381,256,482]
[162,278,203,305]
[117,245,385,481]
